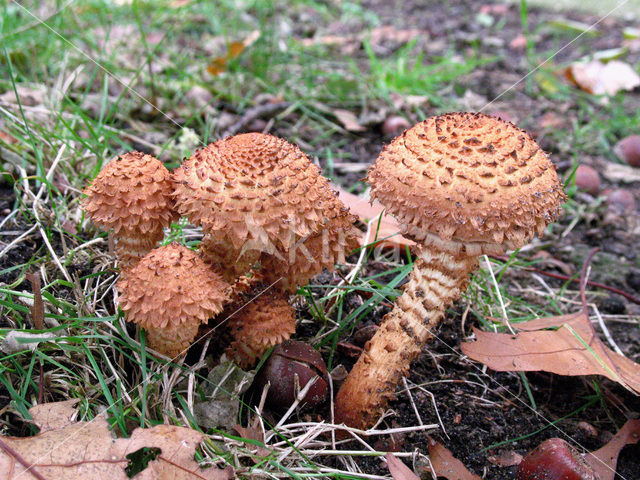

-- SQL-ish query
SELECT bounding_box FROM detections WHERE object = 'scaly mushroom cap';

[260,211,361,293]
[117,243,229,331]
[225,290,297,368]
[82,151,178,236]
[173,133,355,253]
[367,112,566,250]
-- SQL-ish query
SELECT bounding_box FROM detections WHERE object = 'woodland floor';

[0,0,639,479]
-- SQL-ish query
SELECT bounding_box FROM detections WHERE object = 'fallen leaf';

[207,30,260,76]
[603,162,640,183]
[232,424,272,461]
[333,185,415,249]
[427,436,481,480]
[0,400,234,479]
[385,453,419,480]
[461,312,640,394]
[585,419,640,480]
[0,331,57,355]
[193,362,255,430]
[332,109,366,132]
[487,450,523,467]
[565,60,640,96]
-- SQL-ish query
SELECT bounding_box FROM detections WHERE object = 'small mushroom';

[225,289,297,368]
[117,243,230,357]
[82,152,177,269]
[335,112,566,429]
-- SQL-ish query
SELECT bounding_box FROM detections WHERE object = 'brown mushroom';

[117,243,229,357]
[224,289,297,368]
[334,112,566,430]
[82,152,177,269]
[172,132,359,284]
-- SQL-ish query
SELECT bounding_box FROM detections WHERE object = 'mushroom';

[334,112,566,429]
[224,289,297,368]
[82,151,177,269]
[117,243,230,357]
[172,132,359,283]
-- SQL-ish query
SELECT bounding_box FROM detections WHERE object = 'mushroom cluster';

[335,112,566,429]
[83,134,359,360]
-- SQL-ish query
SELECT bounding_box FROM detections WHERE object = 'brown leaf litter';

[0,400,234,479]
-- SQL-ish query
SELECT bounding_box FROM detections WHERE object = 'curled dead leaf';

[461,312,640,394]
[333,185,415,250]
[565,60,640,95]
[585,419,640,480]
[332,109,366,132]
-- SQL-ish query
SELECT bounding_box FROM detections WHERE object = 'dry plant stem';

[335,243,478,429]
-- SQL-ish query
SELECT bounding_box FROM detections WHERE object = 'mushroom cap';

[367,112,566,250]
[173,133,356,252]
[82,151,178,235]
[260,212,361,293]
[117,243,230,330]
[225,290,297,368]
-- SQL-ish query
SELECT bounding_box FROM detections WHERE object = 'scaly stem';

[335,243,478,430]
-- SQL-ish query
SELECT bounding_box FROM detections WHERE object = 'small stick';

[223,102,291,137]
[490,253,640,305]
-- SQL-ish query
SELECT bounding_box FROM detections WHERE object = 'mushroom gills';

[334,242,478,429]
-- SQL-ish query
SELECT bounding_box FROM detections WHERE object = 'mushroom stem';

[334,242,478,429]
[115,228,165,270]
[144,321,200,358]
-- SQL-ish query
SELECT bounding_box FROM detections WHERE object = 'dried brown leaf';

[427,436,481,480]
[332,109,366,132]
[461,312,640,394]
[385,453,419,480]
[334,185,415,249]
[585,419,640,480]
[0,400,234,479]
[565,60,640,95]
[232,425,272,461]
[207,30,260,76]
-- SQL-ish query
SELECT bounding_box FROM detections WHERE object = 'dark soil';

[252,1,640,478]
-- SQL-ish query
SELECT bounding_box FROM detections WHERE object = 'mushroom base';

[334,243,478,431]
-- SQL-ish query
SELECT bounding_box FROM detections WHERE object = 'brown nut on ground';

[335,112,566,430]
[172,133,359,286]
[117,243,230,357]
[255,340,328,410]
[82,152,178,269]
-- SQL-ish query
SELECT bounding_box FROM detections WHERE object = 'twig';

[489,254,640,305]
[580,248,600,315]
[0,437,48,480]
[222,102,291,137]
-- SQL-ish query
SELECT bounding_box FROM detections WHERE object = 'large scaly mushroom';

[335,112,566,430]
[82,151,177,269]
[172,132,358,282]
[117,243,230,357]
